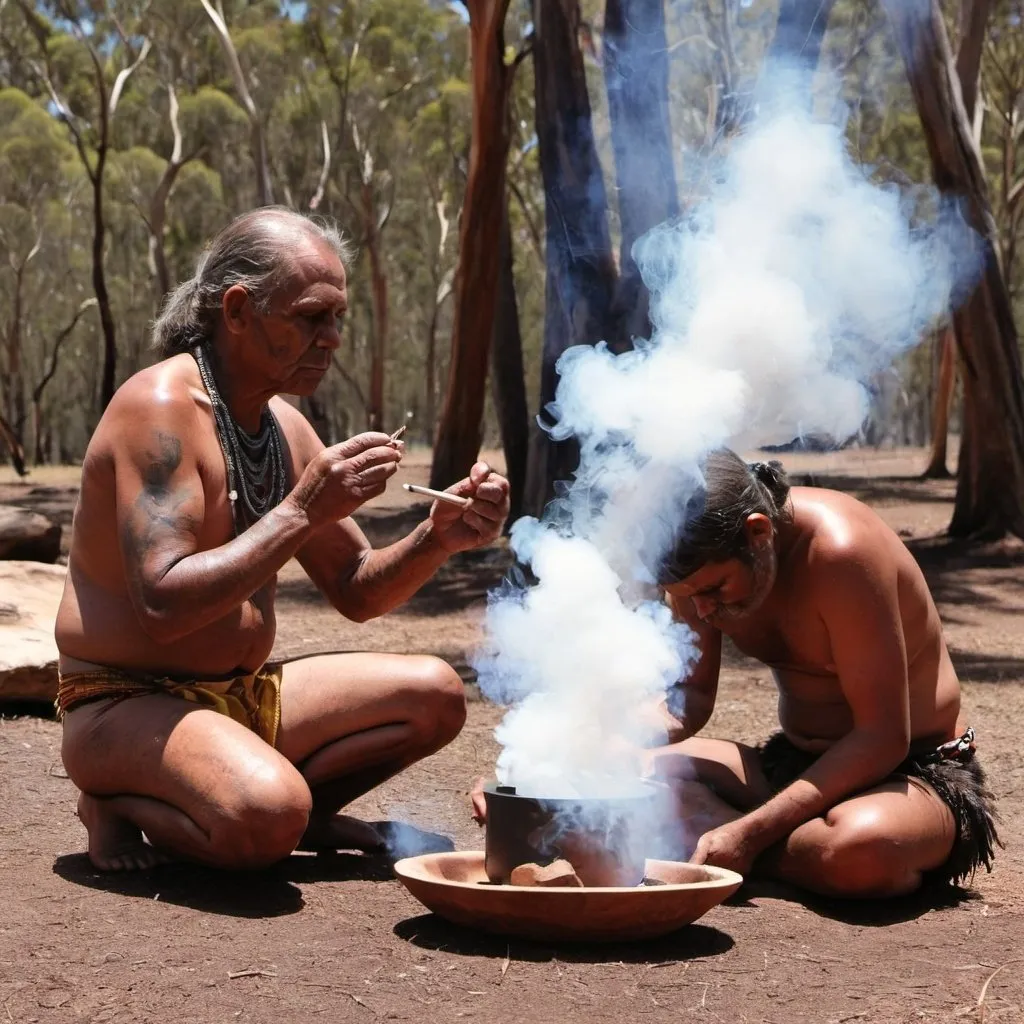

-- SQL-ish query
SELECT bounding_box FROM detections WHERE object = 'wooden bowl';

[393,851,742,943]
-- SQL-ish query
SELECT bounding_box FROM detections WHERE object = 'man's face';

[666,533,777,627]
[234,237,348,396]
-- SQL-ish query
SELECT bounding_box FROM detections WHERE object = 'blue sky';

[282,1,468,19]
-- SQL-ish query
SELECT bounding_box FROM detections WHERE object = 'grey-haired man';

[57,207,509,871]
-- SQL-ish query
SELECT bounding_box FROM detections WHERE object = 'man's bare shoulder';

[81,356,205,476]
[101,356,203,429]
[791,488,901,600]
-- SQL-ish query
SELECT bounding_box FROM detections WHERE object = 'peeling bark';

[882,0,1024,538]
[430,0,514,490]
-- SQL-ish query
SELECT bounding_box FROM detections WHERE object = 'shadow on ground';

[52,854,307,917]
[52,821,455,914]
[730,877,978,926]
[393,914,734,965]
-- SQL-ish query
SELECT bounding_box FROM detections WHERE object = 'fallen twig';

[977,959,1023,1022]
[500,945,510,980]
[228,968,278,980]
[296,982,375,1013]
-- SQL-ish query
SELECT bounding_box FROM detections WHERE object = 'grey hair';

[152,206,354,358]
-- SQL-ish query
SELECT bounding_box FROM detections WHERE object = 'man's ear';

[221,285,251,336]
[744,513,773,545]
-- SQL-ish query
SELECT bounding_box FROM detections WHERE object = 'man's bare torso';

[56,355,308,679]
[690,488,961,753]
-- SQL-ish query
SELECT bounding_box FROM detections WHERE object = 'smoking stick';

[402,483,470,507]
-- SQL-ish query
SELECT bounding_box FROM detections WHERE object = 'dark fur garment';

[757,730,1001,888]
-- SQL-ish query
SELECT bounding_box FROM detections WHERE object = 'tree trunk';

[489,205,529,523]
[767,0,838,68]
[922,326,955,479]
[429,0,513,490]
[424,301,440,444]
[955,0,990,130]
[31,400,44,466]
[4,262,27,441]
[882,0,1024,538]
[602,0,679,348]
[522,0,619,518]
[92,148,119,412]
[0,415,27,477]
[148,162,187,302]
[364,186,389,434]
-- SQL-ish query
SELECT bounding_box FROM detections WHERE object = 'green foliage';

[0,0,1020,463]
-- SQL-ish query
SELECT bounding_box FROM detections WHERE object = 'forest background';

[2,0,1024,537]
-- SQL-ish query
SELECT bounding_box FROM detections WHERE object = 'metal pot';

[482,782,658,887]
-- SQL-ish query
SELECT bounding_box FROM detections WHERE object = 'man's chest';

[725,604,836,677]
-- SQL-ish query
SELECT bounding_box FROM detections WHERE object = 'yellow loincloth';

[55,664,283,748]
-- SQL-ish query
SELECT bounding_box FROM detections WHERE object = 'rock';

[509,859,583,888]
[0,505,61,563]
[0,561,66,704]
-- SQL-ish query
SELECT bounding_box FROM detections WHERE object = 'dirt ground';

[1,447,1022,1024]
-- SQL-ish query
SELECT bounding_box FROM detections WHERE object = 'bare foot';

[77,793,172,872]
[299,813,384,853]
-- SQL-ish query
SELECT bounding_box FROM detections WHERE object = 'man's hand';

[289,431,403,527]
[470,777,488,825]
[430,462,510,554]
[689,819,760,875]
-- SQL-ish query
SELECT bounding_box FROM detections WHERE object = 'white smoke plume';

[472,63,978,801]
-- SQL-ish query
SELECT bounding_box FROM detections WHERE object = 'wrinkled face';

[226,235,348,396]
[665,535,778,627]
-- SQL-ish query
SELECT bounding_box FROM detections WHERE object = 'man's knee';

[407,656,467,748]
[818,809,921,898]
[215,767,313,868]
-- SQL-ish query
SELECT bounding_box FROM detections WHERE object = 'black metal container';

[482,782,659,887]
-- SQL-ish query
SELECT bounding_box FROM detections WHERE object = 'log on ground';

[0,505,62,563]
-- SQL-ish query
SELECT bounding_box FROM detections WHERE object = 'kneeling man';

[57,207,509,871]
[649,449,998,898]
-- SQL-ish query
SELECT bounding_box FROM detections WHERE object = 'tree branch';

[109,37,152,117]
[199,0,273,204]
[309,119,331,211]
[32,299,98,407]
[199,0,258,120]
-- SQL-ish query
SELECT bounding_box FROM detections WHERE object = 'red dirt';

[1,448,1022,1024]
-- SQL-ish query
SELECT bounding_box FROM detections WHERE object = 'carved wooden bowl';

[393,851,742,942]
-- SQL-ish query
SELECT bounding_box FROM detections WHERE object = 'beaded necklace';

[192,343,286,534]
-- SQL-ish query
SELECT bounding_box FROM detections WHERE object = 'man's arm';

[287,410,509,622]
[645,595,722,747]
[714,547,910,858]
[114,386,315,643]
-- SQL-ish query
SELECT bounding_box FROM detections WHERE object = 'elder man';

[57,207,509,871]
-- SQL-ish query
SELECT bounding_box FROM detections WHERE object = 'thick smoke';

[473,63,977,801]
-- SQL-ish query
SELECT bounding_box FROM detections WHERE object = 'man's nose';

[691,596,716,620]
[317,321,343,350]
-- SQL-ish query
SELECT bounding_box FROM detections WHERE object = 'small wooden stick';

[388,425,407,443]
[402,483,470,507]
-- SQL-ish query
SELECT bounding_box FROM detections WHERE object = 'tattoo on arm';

[121,431,200,585]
